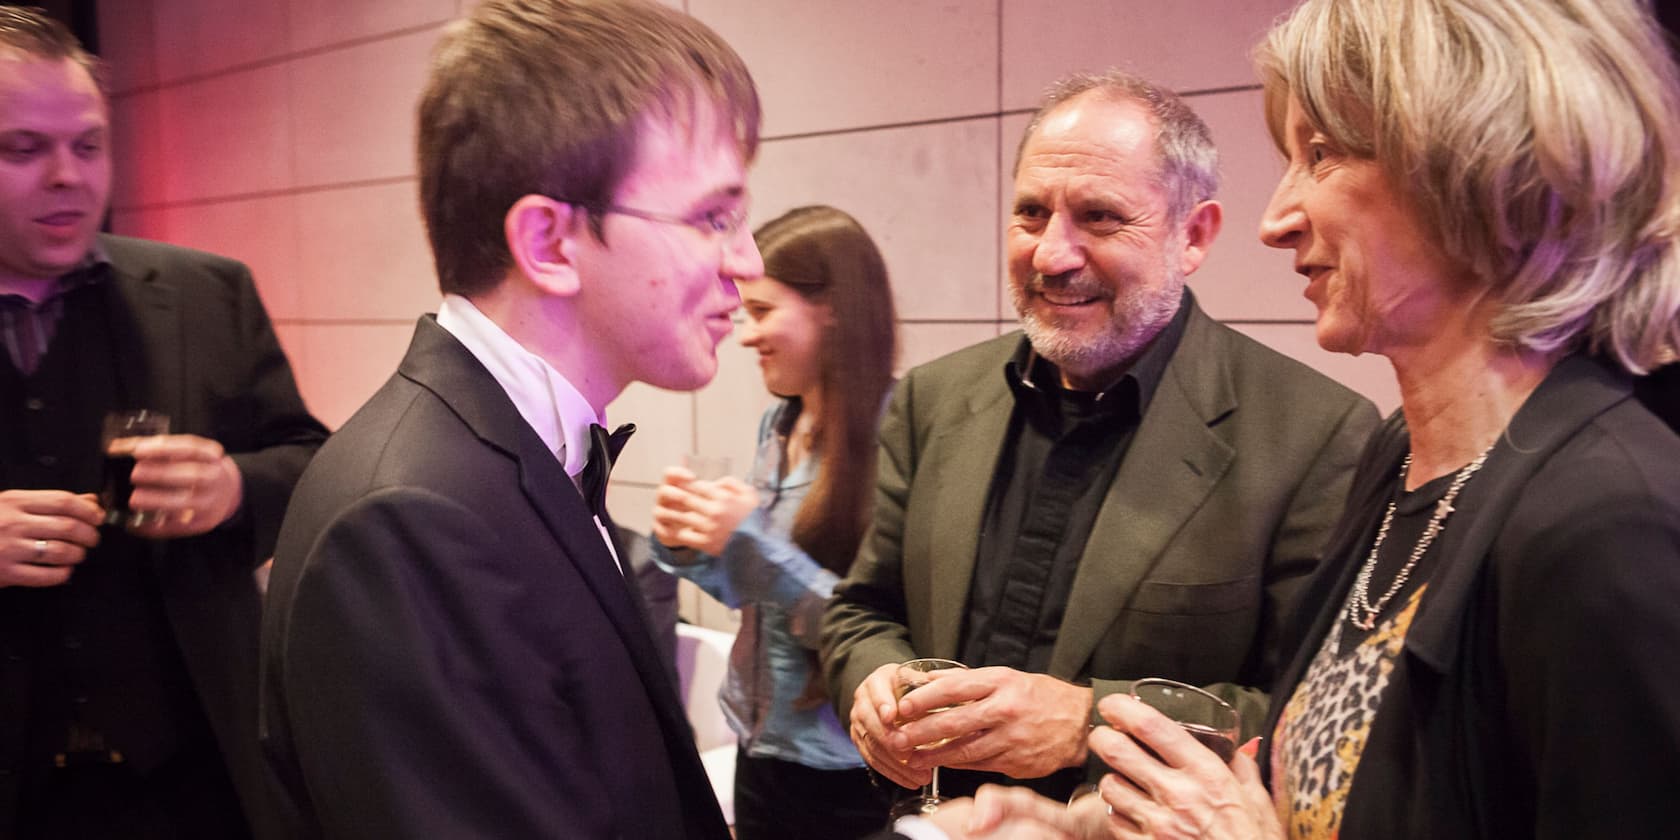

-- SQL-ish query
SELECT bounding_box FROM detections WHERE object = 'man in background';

[826,70,1379,803]
[0,7,327,838]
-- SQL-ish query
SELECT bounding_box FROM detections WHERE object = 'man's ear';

[504,195,583,297]
[1177,199,1223,277]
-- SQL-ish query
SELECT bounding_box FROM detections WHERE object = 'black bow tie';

[580,423,635,515]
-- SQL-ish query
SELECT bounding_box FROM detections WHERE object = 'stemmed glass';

[887,657,969,818]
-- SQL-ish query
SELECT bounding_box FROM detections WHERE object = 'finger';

[5,490,104,526]
[906,729,994,771]
[128,515,193,540]
[648,507,686,535]
[894,702,996,758]
[36,513,103,549]
[861,665,902,729]
[850,718,925,789]
[855,675,898,740]
[1096,694,1211,770]
[652,482,699,513]
[867,749,926,790]
[126,485,198,513]
[968,784,1071,835]
[13,538,87,567]
[1238,736,1262,760]
[0,561,74,588]
[128,433,224,463]
[1088,726,1171,798]
[658,466,696,489]
[896,669,989,720]
[680,507,718,533]
[1230,751,1276,828]
[1098,773,1158,837]
[128,457,213,490]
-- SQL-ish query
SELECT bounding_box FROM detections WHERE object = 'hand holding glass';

[681,453,732,482]
[1129,678,1240,763]
[888,657,969,818]
[101,410,169,527]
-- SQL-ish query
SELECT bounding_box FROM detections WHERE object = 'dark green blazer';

[824,297,1378,741]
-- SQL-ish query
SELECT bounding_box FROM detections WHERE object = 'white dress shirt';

[435,294,622,571]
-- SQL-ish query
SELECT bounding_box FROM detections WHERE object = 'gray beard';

[1014,269,1184,384]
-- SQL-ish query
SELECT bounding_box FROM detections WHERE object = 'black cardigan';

[1260,355,1680,838]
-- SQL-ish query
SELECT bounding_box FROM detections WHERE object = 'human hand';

[649,467,757,555]
[954,786,1108,840]
[849,661,932,789]
[122,434,244,539]
[0,489,102,587]
[1086,694,1281,840]
[890,666,1092,779]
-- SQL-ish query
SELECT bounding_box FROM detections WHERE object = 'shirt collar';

[0,242,112,309]
[1004,286,1192,421]
[435,293,602,476]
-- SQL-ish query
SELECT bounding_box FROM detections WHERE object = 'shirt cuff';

[891,815,951,840]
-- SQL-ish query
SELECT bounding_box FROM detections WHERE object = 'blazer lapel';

[925,381,1015,659]
[1402,355,1633,674]
[1050,305,1236,678]
[105,260,183,421]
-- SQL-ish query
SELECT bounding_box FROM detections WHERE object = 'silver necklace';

[1345,444,1494,631]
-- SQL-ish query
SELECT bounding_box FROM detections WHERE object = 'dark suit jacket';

[259,317,729,840]
[824,298,1379,747]
[1260,355,1680,838]
[0,234,327,838]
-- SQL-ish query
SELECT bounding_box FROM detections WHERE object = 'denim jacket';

[653,400,862,770]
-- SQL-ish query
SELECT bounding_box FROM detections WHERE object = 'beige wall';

[99,0,1400,628]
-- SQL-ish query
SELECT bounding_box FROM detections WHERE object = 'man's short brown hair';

[0,6,103,88]
[418,0,761,297]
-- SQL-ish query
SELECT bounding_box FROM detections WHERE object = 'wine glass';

[887,657,969,818]
[1129,678,1240,763]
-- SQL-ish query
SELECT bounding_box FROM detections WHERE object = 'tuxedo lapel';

[395,319,687,713]
[1050,307,1236,677]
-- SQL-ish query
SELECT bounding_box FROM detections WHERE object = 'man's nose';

[1031,214,1086,277]
[721,225,764,280]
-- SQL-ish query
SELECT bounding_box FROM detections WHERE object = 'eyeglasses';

[555,198,750,240]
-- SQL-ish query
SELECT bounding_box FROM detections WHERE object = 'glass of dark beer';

[101,410,169,527]
[1130,678,1240,763]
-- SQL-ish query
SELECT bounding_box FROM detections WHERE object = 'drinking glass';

[682,453,732,482]
[101,410,169,527]
[1129,678,1240,763]
[888,657,969,818]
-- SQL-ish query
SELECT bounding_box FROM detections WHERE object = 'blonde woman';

[1082,0,1680,837]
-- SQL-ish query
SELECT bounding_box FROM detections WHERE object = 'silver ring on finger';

[33,539,48,559]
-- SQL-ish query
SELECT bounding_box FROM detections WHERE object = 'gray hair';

[1015,69,1220,223]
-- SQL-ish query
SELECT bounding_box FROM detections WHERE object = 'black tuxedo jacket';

[260,317,729,839]
[0,234,327,838]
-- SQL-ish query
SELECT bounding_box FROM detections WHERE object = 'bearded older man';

[821,69,1379,806]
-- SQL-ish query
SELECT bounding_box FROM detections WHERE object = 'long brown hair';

[753,206,897,576]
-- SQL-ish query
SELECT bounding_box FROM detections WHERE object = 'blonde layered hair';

[1257,0,1680,372]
